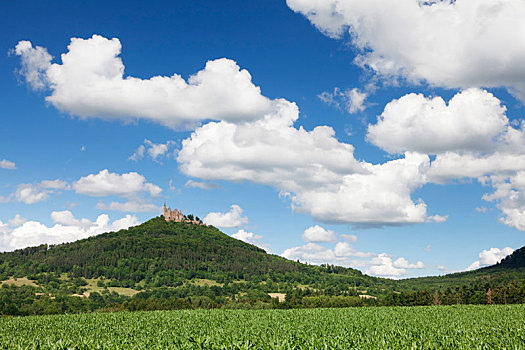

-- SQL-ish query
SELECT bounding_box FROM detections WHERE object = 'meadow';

[1,305,524,349]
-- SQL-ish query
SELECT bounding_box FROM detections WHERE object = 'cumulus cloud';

[0,211,139,252]
[282,229,389,274]
[366,253,424,277]
[302,225,336,242]
[0,159,17,170]
[282,243,340,264]
[129,139,175,162]
[203,205,248,228]
[51,210,92,227]
[231,229,262,244]
[73,169,161,197]
[13,40,52,90]
[482,174,525,231]
[466,247,514,271]
[334,241,375,258]
[318,87,367,114]
[0,215,27,234]
[281,241,417,277]
[14,180,70,204]
[287,0,525,102]
[14,35,277,129]
[15,184,49,204]
[14,35,447,228]
[291,152,435,225]
[366,88,525,229]
[178,99,439,226]
[367,89,508,154]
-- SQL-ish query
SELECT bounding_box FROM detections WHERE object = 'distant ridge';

[497,246,525,268]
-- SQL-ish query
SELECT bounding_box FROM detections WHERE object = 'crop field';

[0,305,524,349]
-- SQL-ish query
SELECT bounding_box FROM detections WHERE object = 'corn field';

[1,305,524,349]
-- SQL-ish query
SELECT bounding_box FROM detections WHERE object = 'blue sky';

[1,0,525,278]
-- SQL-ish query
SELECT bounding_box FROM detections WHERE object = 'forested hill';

[0,217,387,293]
[396,245,525,291]
[1,217,525,315]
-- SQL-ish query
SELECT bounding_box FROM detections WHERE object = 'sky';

[1,0,525,278]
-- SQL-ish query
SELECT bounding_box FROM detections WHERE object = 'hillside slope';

[0,217,388,294]
[397,247,525,291]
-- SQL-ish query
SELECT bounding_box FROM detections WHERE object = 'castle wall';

[164,205,204,225]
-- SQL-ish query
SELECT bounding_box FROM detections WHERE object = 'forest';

[1,217,524,316]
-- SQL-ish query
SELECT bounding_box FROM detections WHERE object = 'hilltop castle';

[163,204,204,225]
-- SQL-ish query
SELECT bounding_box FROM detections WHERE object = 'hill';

[0,217,523,315]
[0,217,395,315]
[396,246,525,291]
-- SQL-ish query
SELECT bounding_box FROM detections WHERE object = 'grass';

[189,279,225,287]
[0,305,523,349]
[81,278,141,297]
[0,277,38,287]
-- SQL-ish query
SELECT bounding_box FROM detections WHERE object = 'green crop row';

[0,304,524,349]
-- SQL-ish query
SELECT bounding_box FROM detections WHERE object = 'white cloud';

[13,40,52,90]
[366,253,423,277]
[282,242,418,277]
[15,184,49,204]
[291,152,435,225]
[0,211,139,252]
[231,229,262,244]
[287,0,525,102]
[367,89,509,154]
[178,100,364,193]
[334,241,375,258]
[129,145,145,161]
[428,152,525,184]
[302,225,336,242]
[95,199,159,213]
[392,257,424,269]
[8,214,26,227]
[466,260,481,271]
[40,179,70,190]
[0,159,17,170]
[366,89,525,228]
[14,180,69,204]
[318,87,367,114]
[282,243,340,264]
[14,35,276,129]
[185,180,221,190]
[466,247,514,271]
[73,169,161,197]
[130,139,175,162]
[203,205,248,228]
[14,36,446,228]
[145,139,175,161]
[51,210,92,227]
[482,173,525,231]
[178,98,439,226]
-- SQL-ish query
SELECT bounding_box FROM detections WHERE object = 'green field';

[1,305,524,349]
